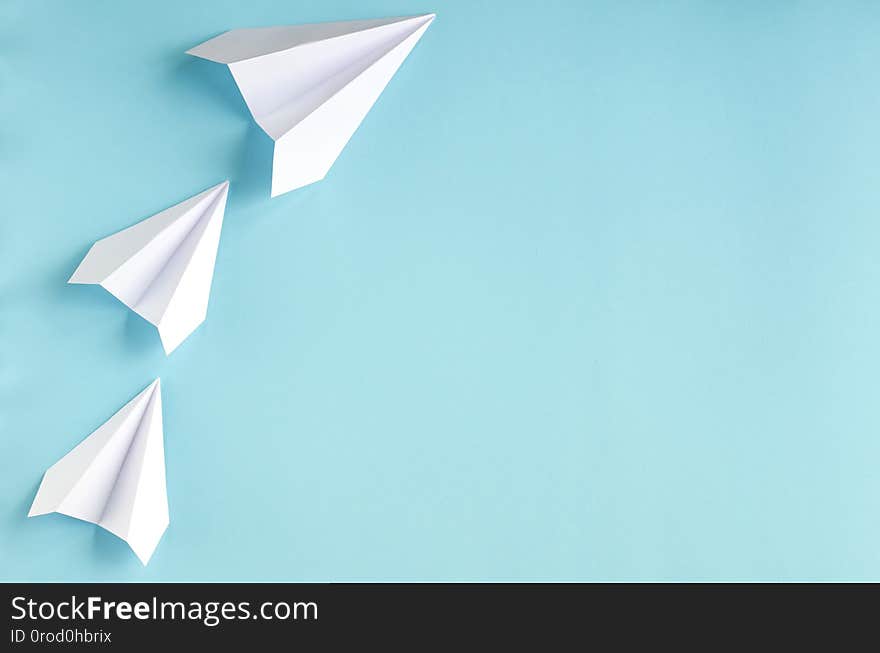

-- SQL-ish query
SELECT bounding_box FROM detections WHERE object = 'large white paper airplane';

[29,379,168,565]
[69,181,229,354]
[187,14,435,197]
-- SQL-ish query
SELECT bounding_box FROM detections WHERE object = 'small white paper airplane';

[29,379,168,565]
[187,14,435,197]
[69,181,230,354]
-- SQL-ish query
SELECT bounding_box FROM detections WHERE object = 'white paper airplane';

[69,181,229,354]
[187,14,435,197]
[29,379,168,565]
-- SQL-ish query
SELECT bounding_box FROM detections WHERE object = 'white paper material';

[29,379,168,565]
[69,181,229,354]
[187,14,435,197]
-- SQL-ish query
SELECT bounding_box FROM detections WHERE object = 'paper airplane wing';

[29,379,168,565]
[187,14,434,197]
[69,181,229,354]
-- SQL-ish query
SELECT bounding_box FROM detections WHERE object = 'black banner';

[2,583,873,647]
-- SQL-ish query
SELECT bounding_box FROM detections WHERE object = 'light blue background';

[2,0,880,581]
